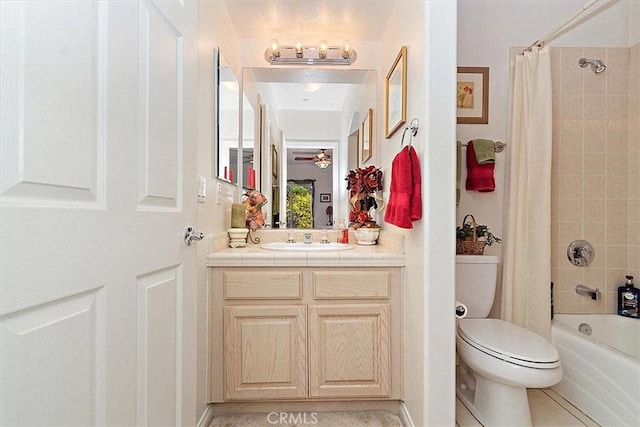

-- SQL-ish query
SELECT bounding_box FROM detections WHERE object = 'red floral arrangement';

[242,190,267,231]
[346,165,383,229]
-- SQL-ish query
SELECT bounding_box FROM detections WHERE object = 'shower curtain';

[501,46,553,339]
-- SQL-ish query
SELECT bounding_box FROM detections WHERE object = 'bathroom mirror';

[242,68,376,228]
[216,49,240,184]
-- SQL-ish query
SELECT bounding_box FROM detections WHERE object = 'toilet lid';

[458,319,561,369]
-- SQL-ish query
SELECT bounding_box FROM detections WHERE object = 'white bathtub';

[551,314,639,426]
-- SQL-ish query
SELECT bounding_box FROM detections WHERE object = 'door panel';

[0,289,104,426]
[137,266,182,425]
[0,0,106,206]
[309,304,391,398]
[224,305,308,400]
[138,0,182,210]
[0,1,198,425]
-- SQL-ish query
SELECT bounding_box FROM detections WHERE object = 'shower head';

[578,58,606,74]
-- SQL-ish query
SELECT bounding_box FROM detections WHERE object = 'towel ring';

[400,118,420,147]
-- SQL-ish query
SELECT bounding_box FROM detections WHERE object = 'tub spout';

[575,284,601,301]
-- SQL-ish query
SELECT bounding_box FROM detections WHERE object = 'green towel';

[456,141,461,206]
[472,139,496,164]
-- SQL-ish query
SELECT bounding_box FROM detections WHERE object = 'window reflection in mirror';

[242,68,376,228]
[216,49,239,184]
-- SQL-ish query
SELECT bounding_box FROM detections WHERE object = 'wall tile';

[607,199,628,222]
[606,95,628,119]
[606,176,628,200]
[606,69,629,95]
[606,222,628,245]
[583,154,606,176]
[584,72,605,94]
[551,46,633,315]
[584,94,607,119]
[583,198,606,222]
[560,94,584,119]
[583,175,606,198]
[583,127,606,152]
[606,152,629,176]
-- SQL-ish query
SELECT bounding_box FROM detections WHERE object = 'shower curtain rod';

[523,0,603,52]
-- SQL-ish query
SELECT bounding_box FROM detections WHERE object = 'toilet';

[456,255,562,426]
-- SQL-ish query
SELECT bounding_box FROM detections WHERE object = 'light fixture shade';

[314,150,332,169]
[268,39,280,58]
[315,159,332,169]
[318,40,328,59]
[342,40,352,59]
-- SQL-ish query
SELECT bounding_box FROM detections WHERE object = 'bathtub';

[551,314,639,426]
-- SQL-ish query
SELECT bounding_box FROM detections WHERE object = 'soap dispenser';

[617,276,639,318]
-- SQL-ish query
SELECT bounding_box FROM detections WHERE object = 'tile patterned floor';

[456,388,600,427]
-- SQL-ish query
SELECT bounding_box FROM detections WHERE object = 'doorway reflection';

[286,180,314,228]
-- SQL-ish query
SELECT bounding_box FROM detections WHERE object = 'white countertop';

[206,229,405,267]
[206,244,404,267]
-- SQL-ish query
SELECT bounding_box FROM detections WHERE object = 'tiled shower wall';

[551,44,639,314]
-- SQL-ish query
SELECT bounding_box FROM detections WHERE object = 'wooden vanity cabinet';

[209,267,402,402]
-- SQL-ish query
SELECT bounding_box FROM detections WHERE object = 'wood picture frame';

[457,67,489,124]
[385,46,407,138]
[360,108,373,163]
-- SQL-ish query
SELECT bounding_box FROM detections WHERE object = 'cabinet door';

[309,304,391,398]
[224,305,307,400]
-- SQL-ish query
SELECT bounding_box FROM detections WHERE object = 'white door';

[0,1,198,425]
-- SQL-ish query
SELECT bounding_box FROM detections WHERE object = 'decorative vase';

[228,228,249,248]
[354,227,380,245]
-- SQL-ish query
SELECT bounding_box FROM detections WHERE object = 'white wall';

[196,1,240,420]
[379,2,457,426]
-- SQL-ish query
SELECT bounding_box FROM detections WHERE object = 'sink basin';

[261,242,353,251]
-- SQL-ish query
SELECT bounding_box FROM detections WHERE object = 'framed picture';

[360,108,373,163]
[457,67,489,124]
[320,193,331,203]
[271,144,278,178]
[385,46,407,138]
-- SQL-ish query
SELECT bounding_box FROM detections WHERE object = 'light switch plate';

[197,176,206,202]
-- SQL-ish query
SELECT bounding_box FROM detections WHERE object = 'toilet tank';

[455,255,499,318]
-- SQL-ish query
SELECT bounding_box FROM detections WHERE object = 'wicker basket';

[456,214,486,255]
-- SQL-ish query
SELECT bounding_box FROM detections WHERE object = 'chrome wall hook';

[401,118,420,147]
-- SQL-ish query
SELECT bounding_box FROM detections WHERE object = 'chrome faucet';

[575,284,601,301]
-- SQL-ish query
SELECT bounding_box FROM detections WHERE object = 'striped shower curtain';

[501,46,553,339]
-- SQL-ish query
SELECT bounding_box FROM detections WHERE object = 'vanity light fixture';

[265,39,357,65]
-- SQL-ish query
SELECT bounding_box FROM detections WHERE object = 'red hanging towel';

[384,146,422,229]
[465,141,495,192]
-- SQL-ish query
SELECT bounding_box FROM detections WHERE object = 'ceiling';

[247,68,374,112]
[222,1,397,42]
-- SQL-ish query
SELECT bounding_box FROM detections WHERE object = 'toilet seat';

[458,318,560,369]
